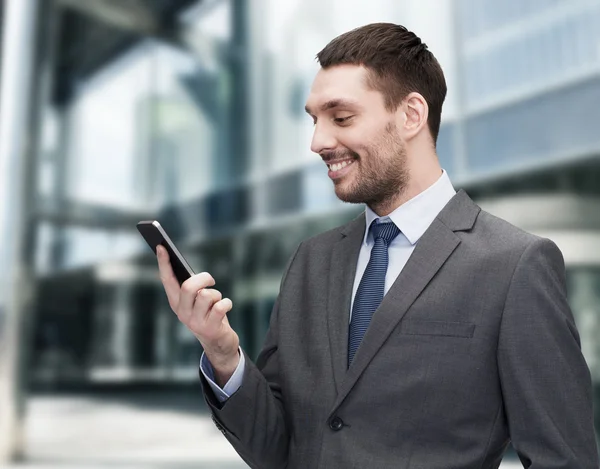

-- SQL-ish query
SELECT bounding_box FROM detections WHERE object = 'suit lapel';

[327,213,365,393]
[327,189,481,412]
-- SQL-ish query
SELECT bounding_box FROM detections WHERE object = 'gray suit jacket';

[200,189,599,468]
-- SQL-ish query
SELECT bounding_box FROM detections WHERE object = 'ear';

[398,92,429,141]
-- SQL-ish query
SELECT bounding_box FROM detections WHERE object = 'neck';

[369,154,443,217]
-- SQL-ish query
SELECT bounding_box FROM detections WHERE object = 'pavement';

[1,393,523,468]
[1,392,248,469]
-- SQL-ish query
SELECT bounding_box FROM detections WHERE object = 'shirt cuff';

[199,347,245,403]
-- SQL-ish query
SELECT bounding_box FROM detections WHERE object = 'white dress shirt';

[200,169,457,402]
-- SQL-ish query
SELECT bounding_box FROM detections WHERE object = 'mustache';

[320,150,360,163]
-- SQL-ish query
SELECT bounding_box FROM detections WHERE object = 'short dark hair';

[316,23,447,145]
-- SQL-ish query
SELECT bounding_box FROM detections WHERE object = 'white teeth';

[330,160,353,171]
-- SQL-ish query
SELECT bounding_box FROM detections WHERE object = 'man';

[156,23,599,468]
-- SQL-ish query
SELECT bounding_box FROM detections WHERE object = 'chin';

[334,188,364,205]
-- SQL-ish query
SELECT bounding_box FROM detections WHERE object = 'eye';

[333,116,354,124]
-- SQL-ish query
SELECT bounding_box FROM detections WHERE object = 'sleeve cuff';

[199,347,245,403]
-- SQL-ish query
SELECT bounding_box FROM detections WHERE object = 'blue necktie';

[348,220,401,367]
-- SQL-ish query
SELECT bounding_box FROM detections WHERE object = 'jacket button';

[329,416,344,431]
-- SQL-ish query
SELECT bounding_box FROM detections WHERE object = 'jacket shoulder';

[470,207,548,255]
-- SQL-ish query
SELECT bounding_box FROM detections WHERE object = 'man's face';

[304,64,409,210]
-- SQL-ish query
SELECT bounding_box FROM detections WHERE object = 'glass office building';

[1,0,599,464]
[457,0,600,174]
[454,0,600,450]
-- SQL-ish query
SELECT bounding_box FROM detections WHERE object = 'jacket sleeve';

[199,241,303,469]
[497,237,599,468]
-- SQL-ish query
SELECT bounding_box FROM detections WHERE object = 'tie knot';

[370,220,401,244]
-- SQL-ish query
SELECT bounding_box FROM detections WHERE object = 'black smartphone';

[137,220,195,286]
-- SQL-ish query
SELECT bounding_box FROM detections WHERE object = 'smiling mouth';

[327,159,355,171]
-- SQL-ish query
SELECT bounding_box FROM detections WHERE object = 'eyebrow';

[304,98,360,116]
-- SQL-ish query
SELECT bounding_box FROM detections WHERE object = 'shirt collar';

[363,169,457,246]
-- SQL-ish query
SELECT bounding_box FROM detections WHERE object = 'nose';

[310,122,337,154]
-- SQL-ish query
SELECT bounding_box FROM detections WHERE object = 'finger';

[192,288,223,319]
[156,245,180,304]
[179,272,216,315]
[206,298,233,328]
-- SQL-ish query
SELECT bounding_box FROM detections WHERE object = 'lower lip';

[328,160,356,179]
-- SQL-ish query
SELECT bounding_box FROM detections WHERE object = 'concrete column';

[112,284,133,368]
[449,0,470,179]
[0,0,46,462]
[224,0,251,186]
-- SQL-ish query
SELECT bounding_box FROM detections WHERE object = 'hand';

[156,245,240,383]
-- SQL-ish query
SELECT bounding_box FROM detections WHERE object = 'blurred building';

[454,0,600,422]
[1,0,600,463]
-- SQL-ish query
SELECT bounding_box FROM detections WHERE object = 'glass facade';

[568,268,600,381]
[456,0,600,175]
[466,78,600,171]
[567,268,600,438]
[460,0,600,107]
[29,0,239,380]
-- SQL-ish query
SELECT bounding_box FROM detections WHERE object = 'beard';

[323,122,409,213]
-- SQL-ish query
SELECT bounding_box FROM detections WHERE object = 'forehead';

[305,64,381,112]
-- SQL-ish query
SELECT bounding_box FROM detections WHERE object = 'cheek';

[340,122,386,155]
